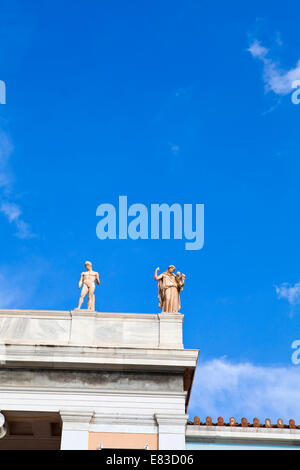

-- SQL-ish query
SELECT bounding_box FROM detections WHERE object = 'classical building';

[0,308,299,450]
[0,309,197,450]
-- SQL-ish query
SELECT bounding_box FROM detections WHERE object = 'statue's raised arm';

[154,267,163,281]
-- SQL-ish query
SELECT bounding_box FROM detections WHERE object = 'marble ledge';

[0,309,185,351]
[0,309,183,320]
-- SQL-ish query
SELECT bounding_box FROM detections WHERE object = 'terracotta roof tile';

[189,416,299,429]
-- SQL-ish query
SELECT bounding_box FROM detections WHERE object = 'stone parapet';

[0,309,184,349]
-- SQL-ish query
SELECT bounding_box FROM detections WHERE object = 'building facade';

[0,309,197,450]
[0,308,299,450]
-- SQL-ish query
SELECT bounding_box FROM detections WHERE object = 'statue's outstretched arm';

[78,273,83,289]
[154,267,163,281]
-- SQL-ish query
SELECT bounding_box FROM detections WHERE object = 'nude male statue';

[76,261,100,311]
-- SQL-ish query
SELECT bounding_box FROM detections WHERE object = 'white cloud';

[0,130,35,239]
[0,201,21,222]
[248,39,300,95]
[275,281,300,305]
[14,219,34,239]
[188,358,300,423]
[248,40,268,60]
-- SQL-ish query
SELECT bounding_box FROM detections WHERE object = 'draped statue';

[154,265,185,313]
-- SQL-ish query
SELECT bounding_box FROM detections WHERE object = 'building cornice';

[186,424,300,445]
[0,343,198,370]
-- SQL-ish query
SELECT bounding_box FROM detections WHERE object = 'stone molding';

[0,343,198,370]
[91,413,156,426]
[186,424,300,444]
[155,413,189,427]
[60,410,94,432]
[60,409,94,424]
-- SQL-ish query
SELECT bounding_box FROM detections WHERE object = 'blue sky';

[1,0,300,424]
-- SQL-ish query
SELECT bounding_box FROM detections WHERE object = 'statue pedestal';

[158,312,184,349]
